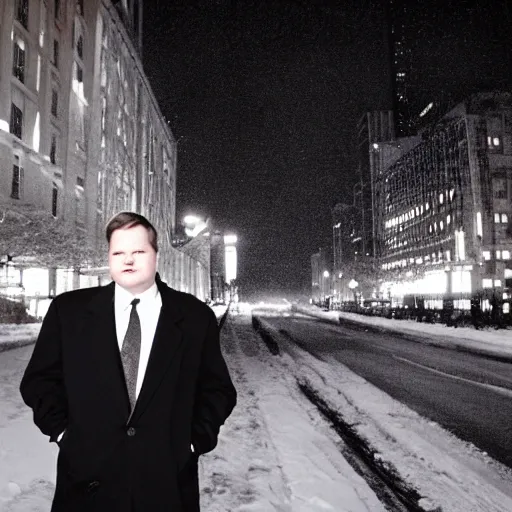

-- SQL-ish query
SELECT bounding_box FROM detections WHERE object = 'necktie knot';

[131,298,140,308]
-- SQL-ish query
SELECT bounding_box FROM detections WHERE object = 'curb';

[296,308,512,364]
[0,337,38,353]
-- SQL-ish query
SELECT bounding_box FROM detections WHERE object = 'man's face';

[108,224,157,295]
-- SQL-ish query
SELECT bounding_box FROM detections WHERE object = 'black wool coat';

[20,280,237,512]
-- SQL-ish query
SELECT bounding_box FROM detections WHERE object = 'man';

[20,211,236,512]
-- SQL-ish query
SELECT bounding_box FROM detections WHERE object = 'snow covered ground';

[0,324,41,352]
[256,314,512,512]
[1,305,512,511]
[295,304,512,361]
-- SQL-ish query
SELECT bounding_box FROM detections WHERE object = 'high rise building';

[0,0,208,314]
[374,92,512,310]
[386,0,512,137]
[353,110,395,260]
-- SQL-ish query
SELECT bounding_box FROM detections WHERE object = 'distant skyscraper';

[386,0,512,137]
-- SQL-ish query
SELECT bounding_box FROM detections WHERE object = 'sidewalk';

[294,304,512,362]
[0,309,385,512]
[0,304,229,354]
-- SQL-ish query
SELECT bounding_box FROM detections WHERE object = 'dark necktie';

[121,298,141,411]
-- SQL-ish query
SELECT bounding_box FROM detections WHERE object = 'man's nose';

[124,254,134,264]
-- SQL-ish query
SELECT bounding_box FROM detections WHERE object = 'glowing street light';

[183,215,208,238]
[323,270,330,278]
[348,279,358,290]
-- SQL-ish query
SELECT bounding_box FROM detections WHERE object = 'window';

[76,176,84,188]
[487,116,503,152]
[482,279,493,289]
[16,0,29,29]
[52,183,58,217]
[77,0,84,15]
[77,35,84,59]
[11,162,23,199]
[10,103,23,139]
[495,212,501,223]
[502,213,508,224]
[73,61,84,96]
[483,250,491,261]
[503,250,511,260]
[51,89,58,117]
[53,39,59,68]
[497,250,502,260]
[50,134,57,164]
[12,38,25,83]
[39,2,47,47]
[54,0,60,20]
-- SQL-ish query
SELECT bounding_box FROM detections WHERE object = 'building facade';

[0,0,208,316]
[374,92,512,312]
[311,247,331,305]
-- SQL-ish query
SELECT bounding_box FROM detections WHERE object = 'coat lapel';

[85,282,131,418]
[130,282,185,423]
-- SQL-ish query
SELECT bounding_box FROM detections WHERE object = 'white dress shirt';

[114,282,162,399]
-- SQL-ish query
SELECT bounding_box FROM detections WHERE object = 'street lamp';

[183,215,208,238]
[348,279,359,306]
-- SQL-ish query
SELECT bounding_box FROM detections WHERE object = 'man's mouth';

[123,269,136,273]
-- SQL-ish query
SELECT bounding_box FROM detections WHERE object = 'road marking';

[393,355,512,399]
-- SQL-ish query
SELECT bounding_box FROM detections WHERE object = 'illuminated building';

[374,92,512,310]
[311,247,331,305]
[0,0,206,315]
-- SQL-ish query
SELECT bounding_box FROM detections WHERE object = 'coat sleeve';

[191,309,236,455]
[19,299,68,443]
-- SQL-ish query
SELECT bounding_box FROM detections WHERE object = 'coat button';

[127,427,136,437]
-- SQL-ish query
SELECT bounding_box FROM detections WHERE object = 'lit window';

[476,212,483,237]
[440,221,444,230]
[426,202,430,210]
[439,193,443,204]
[503,250,510,260]
[487,136,492,146]
[447,214,451,225]
[416,207,419,216]
[502,213,508,223]
[12,38,25,83]
[497,250,502,259]
[493,137,501,146]
[449,189,455,201]
[483,250,491,261]
[482,279,493,289]
[504,303,510,314]
[495,213,501,223]
[495,279,502,287]
[445,250,451,262]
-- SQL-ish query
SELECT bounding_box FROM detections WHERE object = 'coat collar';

[85,279,186,423]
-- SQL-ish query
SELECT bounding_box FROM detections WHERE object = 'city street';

[259,310,512,468]
[2,307,512,511]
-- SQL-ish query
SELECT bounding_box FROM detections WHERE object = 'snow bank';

[270,324,512,512]
[0,324,41,352]
[295,305,512,361]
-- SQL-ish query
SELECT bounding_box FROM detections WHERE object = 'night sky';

[142,0,510,300]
